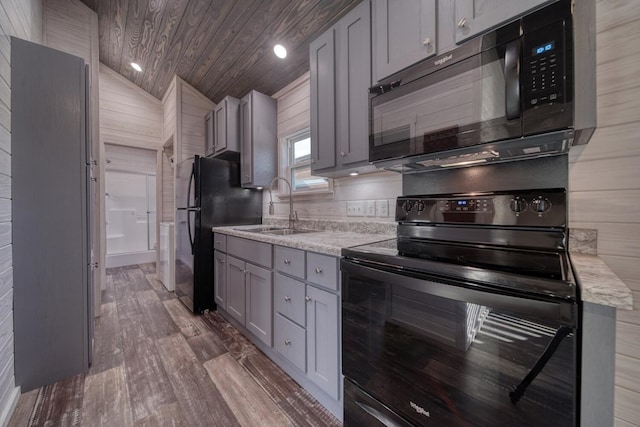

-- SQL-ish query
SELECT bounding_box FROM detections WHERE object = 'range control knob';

[402,200,414,213]
[531,197,552,214]
[509,197,527,214]
[416,201,426,212]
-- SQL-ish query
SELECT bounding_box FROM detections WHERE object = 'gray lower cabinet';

[310,0,371,177]
[226,255,247,325]
[274,313,306,372]
[373,0,437,83]
[214,250,227,310]
[240,90,277,188]
[246,263,273,347]
[454,0,552,43]
[306,285,340,400]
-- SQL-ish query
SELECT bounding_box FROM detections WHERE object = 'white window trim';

[275,128,333,200]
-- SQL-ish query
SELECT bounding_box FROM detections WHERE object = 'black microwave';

[369,0,595,172]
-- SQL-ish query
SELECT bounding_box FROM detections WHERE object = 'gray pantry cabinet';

[214,233,342,418]
[240,90,277,188]
[212,95,240,159]
[454,0,554,43]
[373,0,437,83]
[310,0,372,177]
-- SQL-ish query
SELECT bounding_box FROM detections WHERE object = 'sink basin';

[236,226,285,233]
[260,228,319,236]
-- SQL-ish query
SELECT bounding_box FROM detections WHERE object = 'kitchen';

[1,0,639,426]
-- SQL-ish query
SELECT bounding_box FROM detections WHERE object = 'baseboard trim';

[106,250,156,268]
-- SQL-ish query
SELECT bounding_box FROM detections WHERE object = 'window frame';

[278,127,333,198]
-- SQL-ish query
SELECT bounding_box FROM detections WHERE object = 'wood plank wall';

[99,64,163,148]
[270,72,401,221]
[105,144,157,174]
[177,78,214,162]
[568,1,640,424]
[0,0,42,423]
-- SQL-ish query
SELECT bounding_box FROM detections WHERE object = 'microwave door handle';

[505,39,521,120]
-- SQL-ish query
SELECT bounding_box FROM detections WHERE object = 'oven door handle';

[342,259,575,325]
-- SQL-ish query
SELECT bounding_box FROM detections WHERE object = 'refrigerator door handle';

[187,209,195,255]
[187,162,195,208]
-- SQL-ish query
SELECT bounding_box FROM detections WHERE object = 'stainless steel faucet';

[268,176,298,229]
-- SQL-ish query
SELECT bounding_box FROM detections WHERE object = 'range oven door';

[342,259,578,427]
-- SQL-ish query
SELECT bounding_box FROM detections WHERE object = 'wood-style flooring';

[8,263,341,426]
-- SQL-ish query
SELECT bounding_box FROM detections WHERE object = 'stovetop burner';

[342,189,577,302]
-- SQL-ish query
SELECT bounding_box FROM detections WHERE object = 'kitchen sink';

[260,228,319,236]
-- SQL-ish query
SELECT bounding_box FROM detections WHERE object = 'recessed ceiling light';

[349,172,359,176]
[131,62,142,72]
[273,44,287,59]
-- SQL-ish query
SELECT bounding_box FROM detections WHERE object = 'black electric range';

[341,189,580,426]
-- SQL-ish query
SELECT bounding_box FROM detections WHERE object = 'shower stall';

[105,170,157,267]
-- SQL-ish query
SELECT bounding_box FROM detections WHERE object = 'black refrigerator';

[175,155,262,313]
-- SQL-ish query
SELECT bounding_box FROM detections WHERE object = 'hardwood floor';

[8,263,340,426]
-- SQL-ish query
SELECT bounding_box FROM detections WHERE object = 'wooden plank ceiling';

[78,0,360,103]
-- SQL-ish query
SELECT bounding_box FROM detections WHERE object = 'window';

[285,128,330,193]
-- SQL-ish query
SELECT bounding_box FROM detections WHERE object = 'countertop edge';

[570,253,634,310]
[212,226,394,257]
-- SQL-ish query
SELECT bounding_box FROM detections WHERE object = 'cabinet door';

[213,250,227,310]
[240,95,253,185]
[226,256,246,325]
[455,0,552,43]
[373,0,436,82]
[214,101,227,153]
[306,286,340,399]
[246,263,273,347]
[204,110,214,156]
[336,0,371,167]
[310,28,336,172]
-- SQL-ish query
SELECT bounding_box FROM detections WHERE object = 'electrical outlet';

[364,200,376,217]
[346,201,364,217]
[376,200,389,217]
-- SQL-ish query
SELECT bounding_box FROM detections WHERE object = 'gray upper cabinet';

[310,28,336,172]
[373,0,437,83]
[204,110,214,156]
[455,0,552,44]
[240,90,277,188]
[213,95,240,159]
[310,0,371,177]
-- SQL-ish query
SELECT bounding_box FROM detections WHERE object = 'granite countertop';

[212,224,394,257]
[570,253,633,310]
[213,223,633,310]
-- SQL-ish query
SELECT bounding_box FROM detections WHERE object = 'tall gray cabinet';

[240,90,277,188]
[12,38,94,391]
[310,0,372,177]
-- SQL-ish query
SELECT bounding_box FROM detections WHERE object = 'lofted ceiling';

[78,0,361,103]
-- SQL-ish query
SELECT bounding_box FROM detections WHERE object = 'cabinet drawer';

[274,313,306,372]
[213,233,227,252]
[274,246,305,279]
[274,273,306,327]
[227,236,272,268]
[306,253,338,291]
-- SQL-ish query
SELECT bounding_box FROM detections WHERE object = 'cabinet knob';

[340,151,346,157]
[310,158,315,164]
[284,339,291,346]
[220,260,225,264]
[422,37,432,47]
[245,174,250,178]
[284,296,291,302]
[457,17,467,28]
[243,269,248,274]
[305,296,312,302]
[315,267,322,274]
[284,258,291,265]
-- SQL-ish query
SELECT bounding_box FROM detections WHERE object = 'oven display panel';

[439,199,491,212]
